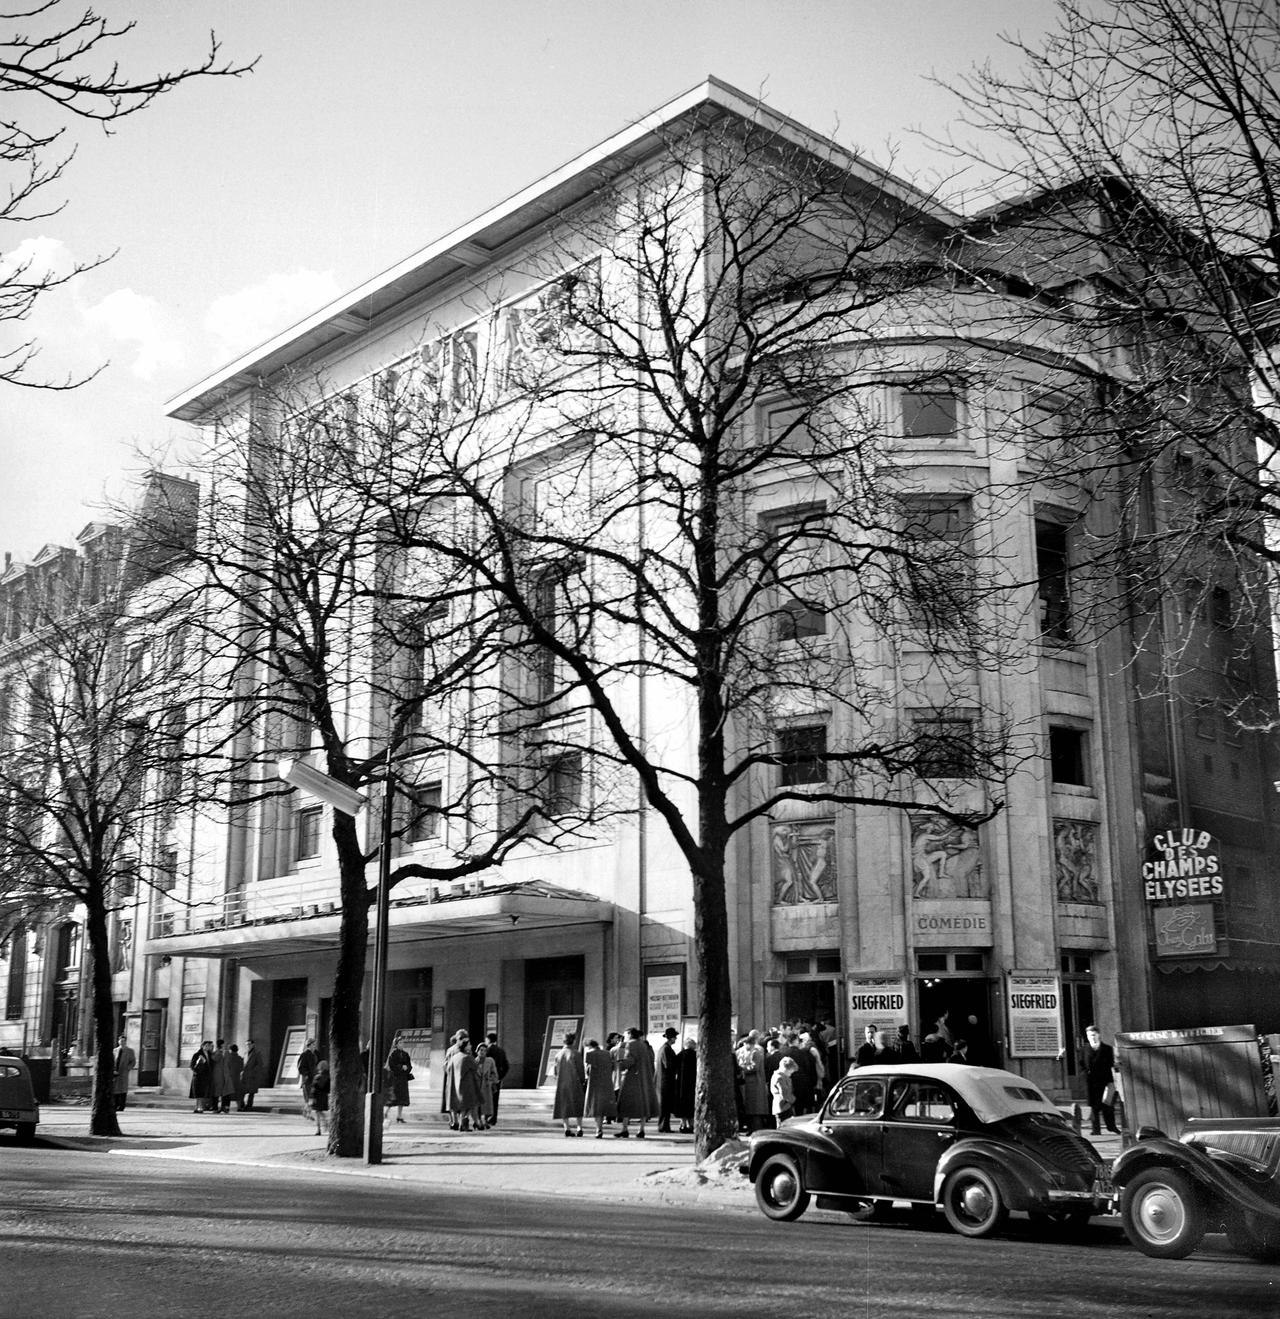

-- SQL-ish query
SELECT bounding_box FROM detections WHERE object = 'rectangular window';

[1048,726,1088,786]
[766,510,828,641]
[778,725,828,786]
[914,717,976,778]
[407,782,442,842]
[902,496,974,626]
[1035,520,1072,644]
[155,848,178,893]
[294,805,323,862]
[544,752,583,816]
[898,387,960,441]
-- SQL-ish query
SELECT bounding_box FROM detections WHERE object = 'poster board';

[179,1000,204,1056]
[645,972,684,1035]
[846,976,910,1044]
[1005,972,1064,1058]
[275,1025,308,1086]
[537,1014,585,1086]
[0,1021,26,1053]
[677,1015,736,1048]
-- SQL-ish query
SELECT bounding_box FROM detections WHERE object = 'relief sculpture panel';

[910,814,986,898]
[1054,819,1099,903]
[771,819,837,905]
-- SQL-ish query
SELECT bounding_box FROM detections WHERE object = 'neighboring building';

[42,80,1278,1103]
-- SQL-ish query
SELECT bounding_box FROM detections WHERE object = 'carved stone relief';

[909,813,986,898]
[771,819,837,905]
[1054,818,1099,903]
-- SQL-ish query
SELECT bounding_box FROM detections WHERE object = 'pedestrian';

[209,1039,230,1114]
[297,1038,318,1120]
[484,1031,510,1125]
[614,1026,656,1138]
[655,1027,679,1132]
[736,1030,769,1133]
[675,1038,697,1133]
[188,1039,213,1113]
[800,1030,827,1103]
[855,1025,879,1067]
[241,1039,266,1109]
[582,1038,617,1137]
[553,1031,586,1136]
[223,1043,244,1111]
[384,1036,413,1124]
[897,1024,920,1062]
[475,1042,499,1129]
[771,1055,798,1124]
[445,1037,482,1132]
[440,1030,468,1129]
[111,1033,136,1112]
[921,1015,953,1063]
[784,1032,816,1114]
[310,1060,331,1135]
[1082,1025,1120,1135]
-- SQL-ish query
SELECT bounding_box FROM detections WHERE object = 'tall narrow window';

[5,926,26,1019]
[902,496,974,625]
[766,510,828,641]
[294,805,323,862]
[544,752,584,816]
[778,725,828,786]
[1035,520,1072,644]
[407,782,443,842]
[1049,726,1088,786]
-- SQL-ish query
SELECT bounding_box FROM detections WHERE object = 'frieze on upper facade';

[1054,818,1100,903]
[770,818,837,905]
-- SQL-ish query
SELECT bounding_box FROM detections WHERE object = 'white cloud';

[204,268,342,360]
[0,234,74,285]
[82,287,184,380]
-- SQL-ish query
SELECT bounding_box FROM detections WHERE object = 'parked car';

[748,1063,1110,1238]
[0,1055,39,1144]
[1113,1117,1280,1260]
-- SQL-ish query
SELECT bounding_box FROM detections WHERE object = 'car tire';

[15,1123,35,1145]
[1225,1210,1280,1262]
[1120,1167,1206,1259]
[754,1153,810,1222]
[941,1166,1008,1238]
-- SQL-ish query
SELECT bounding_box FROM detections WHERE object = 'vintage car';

[1113,1117,1280,1260]
[0,1055,39,1143]
[749,1063,1110,1237]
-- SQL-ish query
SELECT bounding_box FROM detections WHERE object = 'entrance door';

[139,1006,163,1086]
[916,977,997,1065]
[523,955,584,1084]
[269,977,308,1084]
[445,987,485,1050]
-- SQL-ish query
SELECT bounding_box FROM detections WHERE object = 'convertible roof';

[846,1063,1060,1124]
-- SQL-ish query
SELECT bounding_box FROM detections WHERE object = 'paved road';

[2,1142,1276,1319]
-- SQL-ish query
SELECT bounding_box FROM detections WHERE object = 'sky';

[0,0,1059,562]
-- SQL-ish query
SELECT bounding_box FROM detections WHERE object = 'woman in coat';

[614,1027,656,1138]
[736,1031,769,1133]
[384,1039,413,1124]
[582,1038,617,1137]
[674,1038,697,1133]
[552,1032,586,1136]
[240,1040,267,1110]
[223,1044,245,1113]
[188,1040,213,1113]
[444,1038,481,1131]
[475,1043,499,1129]
[310,1060,331,1134]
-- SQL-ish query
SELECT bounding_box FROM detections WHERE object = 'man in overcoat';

[654,1027,679,1132]
[112,1034,136,1112]
[1082,1024,1120,1135]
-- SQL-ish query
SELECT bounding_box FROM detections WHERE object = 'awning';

[148,880,613,960]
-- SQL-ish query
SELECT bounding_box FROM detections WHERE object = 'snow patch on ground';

[643,1136,750,1190]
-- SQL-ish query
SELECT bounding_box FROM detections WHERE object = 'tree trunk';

[326,818,371,1157]
[84,895,122,1138]
[691,851,737,1162]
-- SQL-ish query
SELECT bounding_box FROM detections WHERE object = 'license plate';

[0,1109,23,1119]
[1094,1174,1114,1196]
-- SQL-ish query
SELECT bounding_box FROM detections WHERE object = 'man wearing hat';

[655,1026,680,1133]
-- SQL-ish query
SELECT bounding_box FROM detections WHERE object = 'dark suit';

[1082,1039,1118,1133]
[486,1042,509,1123]
[655,1039,679,1131]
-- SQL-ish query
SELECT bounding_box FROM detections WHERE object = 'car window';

[827,1078,885,1119]
[0,1064,22,1080]
[889,1079,956,1123]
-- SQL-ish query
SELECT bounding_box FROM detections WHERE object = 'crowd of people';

[187,1037,269,1115]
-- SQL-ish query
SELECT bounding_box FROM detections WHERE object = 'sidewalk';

[34,1096,750,1210]
[33,1093,1122,1212]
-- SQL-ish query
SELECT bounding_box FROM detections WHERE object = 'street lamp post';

[278,757,392,1165]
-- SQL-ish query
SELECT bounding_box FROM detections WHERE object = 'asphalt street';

[2,1135,1276,1319]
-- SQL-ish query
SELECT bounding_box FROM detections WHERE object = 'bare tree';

[154,386,612,1158]
[0,510,199,1136]
[0,2,254,387]
[941,0,1280,659]
[364,115,1028,1158]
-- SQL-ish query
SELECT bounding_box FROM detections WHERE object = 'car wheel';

[15,1123,35,1145]
[941,1167,1008,1238]
[1225,1210,1280,1262]
[754,1153,810,1222]
[1120,1167,1206,1259]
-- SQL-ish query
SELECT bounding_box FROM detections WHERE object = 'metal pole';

[364,754,393,1165]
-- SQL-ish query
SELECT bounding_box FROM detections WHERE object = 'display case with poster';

[536,1014,585,1086]
[1004,972,1064,1058]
